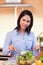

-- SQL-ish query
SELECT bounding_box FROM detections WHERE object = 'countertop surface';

[0,61,36,65]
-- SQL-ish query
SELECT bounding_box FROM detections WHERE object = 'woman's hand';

[8,44,16,57]
[34,44,40,51]
[8,44,16,51]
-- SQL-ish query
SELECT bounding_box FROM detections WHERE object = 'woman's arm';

[2,32,12,55]
[32,33,40,56]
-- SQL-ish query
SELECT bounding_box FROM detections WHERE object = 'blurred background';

[0,0,43,48]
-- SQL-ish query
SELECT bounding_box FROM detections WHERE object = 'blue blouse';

[3,29,40,57]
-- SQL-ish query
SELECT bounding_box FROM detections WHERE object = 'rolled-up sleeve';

[2,32,12,55]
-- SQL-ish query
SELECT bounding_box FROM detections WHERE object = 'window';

[6,0,21,3]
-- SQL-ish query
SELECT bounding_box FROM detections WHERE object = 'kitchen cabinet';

[0,3,32,7]
[0,3,34,15]
[0,3,34,17]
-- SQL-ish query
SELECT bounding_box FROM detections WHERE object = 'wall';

[0,0,43,48]
[22,0,43,17]
[0,15,15,48]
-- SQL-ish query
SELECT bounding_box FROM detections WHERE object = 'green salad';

[40,56,43,63]
[17,51,35,65]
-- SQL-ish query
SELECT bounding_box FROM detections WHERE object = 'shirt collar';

[14,29,28,36]
[14,29,20,35]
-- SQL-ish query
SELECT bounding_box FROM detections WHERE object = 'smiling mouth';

[23,25,27,28]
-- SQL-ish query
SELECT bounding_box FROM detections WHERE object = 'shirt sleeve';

[32,33,40,56]
[2,32,12,55]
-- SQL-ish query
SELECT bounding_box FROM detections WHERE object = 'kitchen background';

[0,0,43,48]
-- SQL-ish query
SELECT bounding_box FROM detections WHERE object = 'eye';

[27,20,30,23]
[23,19,26,21]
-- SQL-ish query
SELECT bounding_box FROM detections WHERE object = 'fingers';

[13,46,16,51]
[8,44,16,51]
[34,45,40,51]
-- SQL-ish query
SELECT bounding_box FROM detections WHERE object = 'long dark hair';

[15,10,33,34]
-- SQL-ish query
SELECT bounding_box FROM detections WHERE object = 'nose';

[24,21,28,25]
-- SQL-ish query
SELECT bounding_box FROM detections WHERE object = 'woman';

[3,10,40,58]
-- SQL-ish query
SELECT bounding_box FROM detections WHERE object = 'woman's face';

[20,15,31,30]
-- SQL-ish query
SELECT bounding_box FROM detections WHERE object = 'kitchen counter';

[0,51,11,60]
[0,61,36,65]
